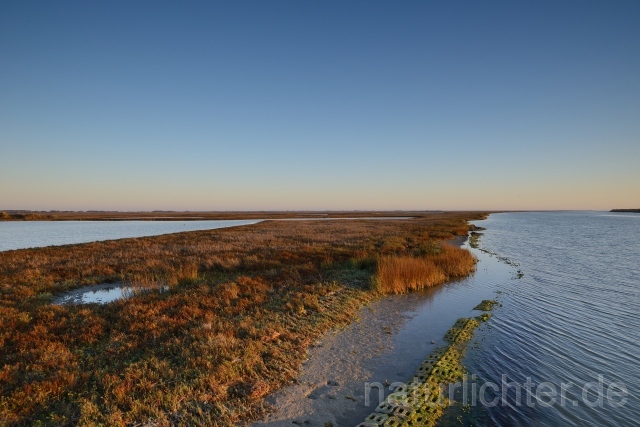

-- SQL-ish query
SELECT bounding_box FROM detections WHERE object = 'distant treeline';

[610,209,640,213]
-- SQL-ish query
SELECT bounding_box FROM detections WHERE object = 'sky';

[1,1,639,211]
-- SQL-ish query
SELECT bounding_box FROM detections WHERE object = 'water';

[52,282,131,304]
[0,219,262,252]
[462,211,640,426]
[51,282,172,305]
[0,217,411,252]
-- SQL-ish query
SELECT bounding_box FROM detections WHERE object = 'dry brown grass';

[373,244,476,294]
[0,212,487,426]
[374,256,445,293]
[431,244,478,277]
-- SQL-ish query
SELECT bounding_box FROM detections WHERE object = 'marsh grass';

[373,256,445,293]
[122,275,168,298]
[0,212,487,426]
[0,210,424,222]
[373,244,477,294]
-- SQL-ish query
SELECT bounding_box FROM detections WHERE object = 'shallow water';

[348,244,513,425]
[461,211,640,426]
[51,282,170,305]
[53,282,131,304]
[0,220,262,252]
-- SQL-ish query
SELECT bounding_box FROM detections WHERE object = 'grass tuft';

[373,244,476,294]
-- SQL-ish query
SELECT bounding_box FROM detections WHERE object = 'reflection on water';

[53,283,130,304]
[53,282,169,305]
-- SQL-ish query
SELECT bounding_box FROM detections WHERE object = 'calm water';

[52,282,134,305]
[463,211,640,426]
[0,220,262,252]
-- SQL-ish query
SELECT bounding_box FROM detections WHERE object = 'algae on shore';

[356,312,491,427]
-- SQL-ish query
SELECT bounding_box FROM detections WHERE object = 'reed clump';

[373,257,445,293]
[431,244,477,277]
[373,245,476,294]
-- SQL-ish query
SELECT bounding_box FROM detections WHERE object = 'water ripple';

[462,212,640,427]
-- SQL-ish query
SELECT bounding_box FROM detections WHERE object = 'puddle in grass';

[53,282,168,305]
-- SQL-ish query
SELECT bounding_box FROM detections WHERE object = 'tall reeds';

[373,244,476,294]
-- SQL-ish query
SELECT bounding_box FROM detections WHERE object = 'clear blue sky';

[1,1,639,211]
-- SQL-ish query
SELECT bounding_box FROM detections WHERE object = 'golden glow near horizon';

[1,169,637,212]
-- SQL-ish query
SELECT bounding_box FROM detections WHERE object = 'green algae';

[472,299,498,311]
[469,232,483,249]
[476,312,492,322]
[356,310,492,427]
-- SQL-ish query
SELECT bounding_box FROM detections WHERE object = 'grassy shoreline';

[1,211,426,222]
[0,212,487,426]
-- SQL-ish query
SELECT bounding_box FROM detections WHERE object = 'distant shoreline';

[0,210,437,221]
[610,209,640,213]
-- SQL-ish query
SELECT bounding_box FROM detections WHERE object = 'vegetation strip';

[0,210,422,222]
[356,310,493,427]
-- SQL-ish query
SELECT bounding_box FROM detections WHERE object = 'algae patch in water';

[469,232,483,249]
[476,312,492,322]
[356,313,490,427]
[472,299,498,311]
